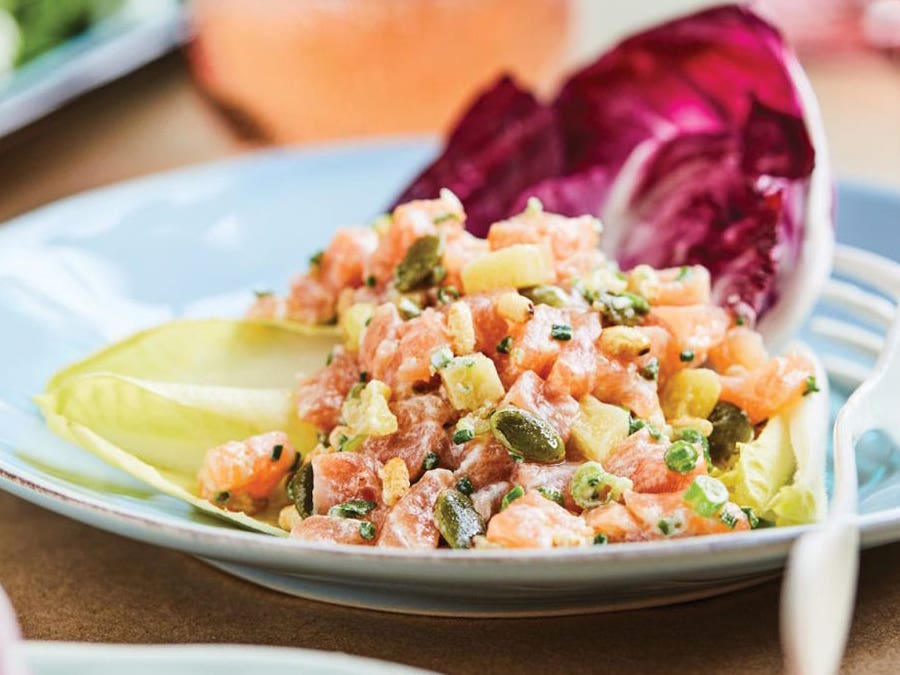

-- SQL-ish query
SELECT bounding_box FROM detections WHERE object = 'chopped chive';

[679,350,695,362]
[676,265,692,281]
[430,347,453,371]
[803,375,819,396]
[325,350,334,366]
[456,477,475,496]
[657,518,679,536]
[452,427,475,444]
[639,357,659,381]
[437,286,459,304]
[347,382,365,399]
[397,297,422,320]
[741,506,760,529]
[253,289,273,299]
[683,475,729,517]
[500,485,525,510]
[537,486,564,506]
[647,424,663,441]
[719,509,738,529]
[365,274,376,288]
[364,317,372,327]
[735,316,746,326]
[359,371,368,382]
[678,428,704,444]
[628,416,646,435]
[328,499,376,519]
[309,250,324,266]
[359,521,377,540]
[550,324,573,341]
[270,444,284,461]
[215,491,230,503]
[593,533,608,545]
[422,452,440,471]
[664,440,699,474]
[496,335,514,354]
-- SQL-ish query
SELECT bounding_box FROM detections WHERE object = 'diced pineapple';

[496,291,534,323]
[341,380,398,437]
[447,301,476,354]
[461,244,554,294]
[570,395,631,463]
[439,353,505,411]
[341,302,376,352]
[278,504,303,532]
[661,368,722,421]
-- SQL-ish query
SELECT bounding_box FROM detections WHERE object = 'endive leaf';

[47,319,339,391]
[37,373,321,535]
[716,345,828,525]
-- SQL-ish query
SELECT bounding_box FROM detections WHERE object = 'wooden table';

[1,52,899,674]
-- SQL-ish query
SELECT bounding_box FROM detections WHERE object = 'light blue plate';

[0,139,897,616]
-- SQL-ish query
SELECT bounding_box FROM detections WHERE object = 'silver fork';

[781,244,900,675]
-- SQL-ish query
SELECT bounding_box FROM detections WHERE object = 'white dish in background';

[20,643,434,675]
[0,139,898,616]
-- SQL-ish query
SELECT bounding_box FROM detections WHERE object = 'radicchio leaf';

[391,5,826,321]
[391,76,564,237]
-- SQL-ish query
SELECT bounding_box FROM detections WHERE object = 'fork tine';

[833,245,900,300]
[823,355,870,391]
[810,317,884,358]
[821,280,895,328]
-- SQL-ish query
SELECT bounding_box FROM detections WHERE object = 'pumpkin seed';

[707,401,754,468]
[394,234,444,291]
[520,285,569,308]
[286,461,314,518]
[434,489,486,549]
[490,406,565,463]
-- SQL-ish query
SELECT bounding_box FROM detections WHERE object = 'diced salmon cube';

[470,481,513,522]
[296,348,361,431]
[455,438,516,489]
[582,502,646,543]
[512,462,580,512]
[604,429,708,494]
[290,515,375,546]
[198,431,297,514]
[719,351,815,424]
[591,354,664,427]
[311,453,382,515]
[498,304,566,383]
[485,491,592,549]
[648,305,730,367]
[501,370,580,441]
[363,420,450,481]
[377,469,455,548]
[546,312,602,399]
[623,492,749,538]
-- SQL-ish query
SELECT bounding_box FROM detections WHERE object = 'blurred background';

[0,0,896,221]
